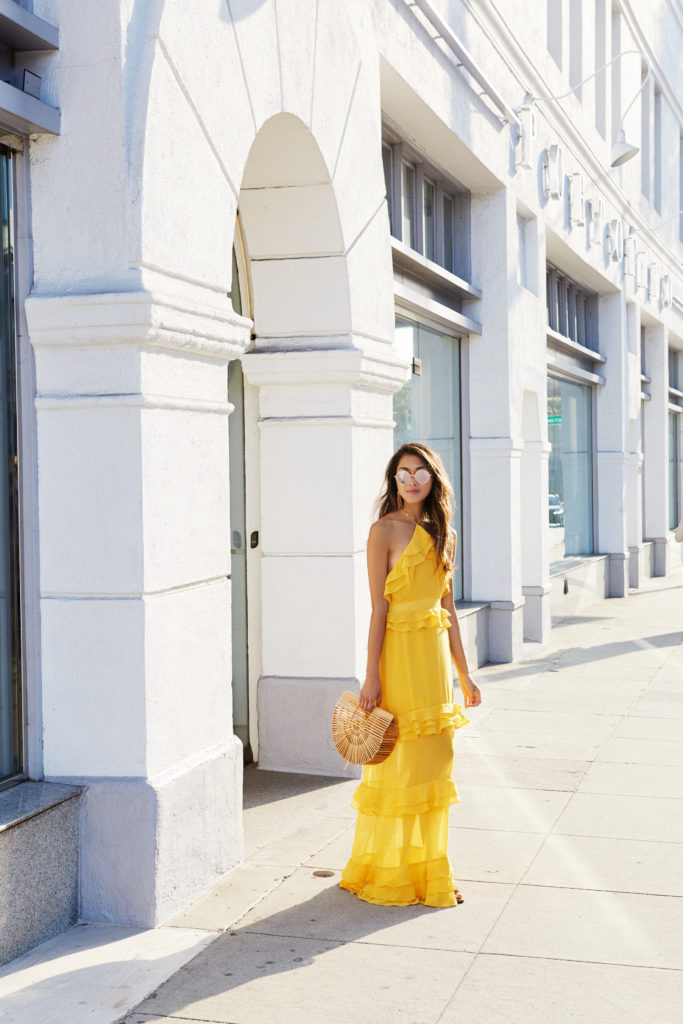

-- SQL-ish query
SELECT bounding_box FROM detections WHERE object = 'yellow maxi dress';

[340,523,469,907]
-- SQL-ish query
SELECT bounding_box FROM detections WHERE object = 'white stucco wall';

[12,0,683,934]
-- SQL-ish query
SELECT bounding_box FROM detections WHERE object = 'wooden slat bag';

[331,690,399,765]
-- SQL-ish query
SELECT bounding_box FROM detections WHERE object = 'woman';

[340,442,481,908]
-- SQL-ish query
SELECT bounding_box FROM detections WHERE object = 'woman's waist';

[387,596,445,616]
[385,599,450,631]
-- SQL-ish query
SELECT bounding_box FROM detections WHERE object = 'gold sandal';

[454,887,464,905]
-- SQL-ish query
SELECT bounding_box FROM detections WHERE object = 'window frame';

[382,131,470,280]
[546,263,598,353]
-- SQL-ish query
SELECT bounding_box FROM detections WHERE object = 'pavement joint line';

[489,881,683,897]
[124,1014,226,1023]
[470,950,683,971]
[546,830,683,845]
[234,927,495,954]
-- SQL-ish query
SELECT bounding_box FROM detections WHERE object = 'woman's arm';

[358,522,390,712]
[441,535,482,709]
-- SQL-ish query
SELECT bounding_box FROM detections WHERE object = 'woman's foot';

[454,887,464,905]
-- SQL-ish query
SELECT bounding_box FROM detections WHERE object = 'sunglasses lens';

[415,469,431,484]
[396,470,410,484]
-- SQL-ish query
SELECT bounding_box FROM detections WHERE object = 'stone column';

[468,188,527,661]
[626,305,645,586]
[642,324,670,575]
[26,287,251,926]
[595,292,629,597]
[242,346,406,777]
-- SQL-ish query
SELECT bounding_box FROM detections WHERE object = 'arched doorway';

[230,113,352,770]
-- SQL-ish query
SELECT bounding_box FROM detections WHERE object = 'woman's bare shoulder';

[369,517,396,543]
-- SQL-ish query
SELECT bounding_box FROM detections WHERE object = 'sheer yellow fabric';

[340,524,469,907]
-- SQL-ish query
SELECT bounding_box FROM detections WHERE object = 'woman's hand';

[458,673,482,709]
[359,676,382,712]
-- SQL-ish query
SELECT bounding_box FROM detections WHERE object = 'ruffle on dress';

[383,525,439,600]
[395,701,469,739]
[351,775,459,818]
[339,854,457,908]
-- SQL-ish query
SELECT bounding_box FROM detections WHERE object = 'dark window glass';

[669,411,680,531]
[443,194,454,273]
[394,316,463,600]
[423,179,435,262]
[382,145,393,234]
[548,374,594,562]
[0,146,22,784]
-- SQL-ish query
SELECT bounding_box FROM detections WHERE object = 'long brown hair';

[376,442,456,573]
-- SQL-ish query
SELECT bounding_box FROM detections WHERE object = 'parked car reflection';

[548,493,565,526]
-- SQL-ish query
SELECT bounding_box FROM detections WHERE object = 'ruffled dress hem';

[340,855,457,908]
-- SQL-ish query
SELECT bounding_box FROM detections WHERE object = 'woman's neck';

[400,502,425,524]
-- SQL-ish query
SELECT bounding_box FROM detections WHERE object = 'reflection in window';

[0,146,22,784]
[382,144,393,233]
[423,179,435,262]
[443,194,454,273]
[547,375,594,563]
[402,162,415,249]
[669,411,680,530]
[393,316,463,600]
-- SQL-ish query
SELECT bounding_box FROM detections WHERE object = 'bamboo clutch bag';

[331,690,398,765]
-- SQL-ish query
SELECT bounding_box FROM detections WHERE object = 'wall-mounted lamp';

[543,144,564,199]
[606,219,624,262]
[612,62,651,167]
[661,273,673,309]
[569,173,585,225]
[517,50,648,171]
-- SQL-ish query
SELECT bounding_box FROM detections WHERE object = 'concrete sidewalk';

[3,564,683,1024]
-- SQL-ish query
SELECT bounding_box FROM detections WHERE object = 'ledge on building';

[454,599,489,669]
[549,554,610,624]
[0,781,81,967]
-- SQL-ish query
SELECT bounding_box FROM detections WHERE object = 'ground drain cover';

[312,870,335,878]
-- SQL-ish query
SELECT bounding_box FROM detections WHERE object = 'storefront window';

[547,375,594,563]
[669,411,680,530]
[0,146,22,785]
[394,317,463,600]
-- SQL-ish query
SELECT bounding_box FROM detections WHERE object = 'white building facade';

[0,0,681,961]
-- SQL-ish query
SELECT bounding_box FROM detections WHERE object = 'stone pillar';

[242,346,405,777]
[468,187,529,660]
[26,287,251,926]
[521,438,552,643]
[642,324,670,575]
[625,305,645,587]
[595,293,629,597]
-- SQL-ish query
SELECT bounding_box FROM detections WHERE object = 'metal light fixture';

[610,61,651,168]
[611,130,640,168]
[517,50,649,172]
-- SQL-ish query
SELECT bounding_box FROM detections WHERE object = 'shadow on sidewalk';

[128,882,456,1022]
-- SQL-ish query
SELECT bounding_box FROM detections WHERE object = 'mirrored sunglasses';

[396,468,431,485]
